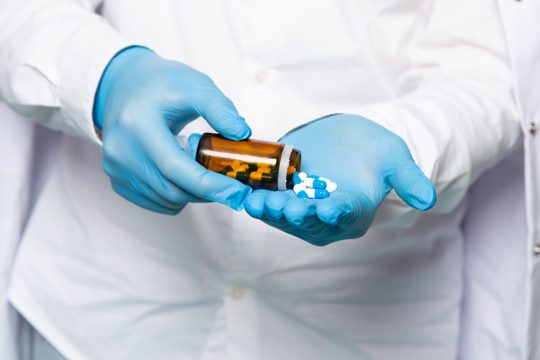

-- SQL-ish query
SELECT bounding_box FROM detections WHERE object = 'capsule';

[303,175,328,190]
[326,181,338,193]
[293,183,330,199]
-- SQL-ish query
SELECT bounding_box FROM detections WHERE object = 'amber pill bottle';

[195,133,301,190]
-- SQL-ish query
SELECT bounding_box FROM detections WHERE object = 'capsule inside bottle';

[195,133,301,190]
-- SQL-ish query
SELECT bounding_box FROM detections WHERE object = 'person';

[0,1,521,359]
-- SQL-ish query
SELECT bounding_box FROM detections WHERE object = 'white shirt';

[459,1,540,360]
[0,104,35,360]
[0,1,520,359]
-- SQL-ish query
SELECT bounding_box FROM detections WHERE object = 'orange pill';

[257,162,273,168]
[257,167,271,174]
[230,160,242,169]
[250,172,263,181]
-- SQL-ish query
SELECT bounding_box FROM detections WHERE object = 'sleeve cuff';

[58,20,141,145]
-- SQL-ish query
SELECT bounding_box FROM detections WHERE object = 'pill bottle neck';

[283,148,301,190]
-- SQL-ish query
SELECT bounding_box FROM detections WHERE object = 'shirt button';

[255,69,270,84]
[533,245,540,256]
[529,122,537,135]
[230,285,246,300]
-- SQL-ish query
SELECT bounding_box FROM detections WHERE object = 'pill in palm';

[325,181,338,193]
[293,172,303,185]
[297,188,311,199]
[293,183,306,193]
[294,187,330,199]
[303,175,331,189]
[292,172,337,199]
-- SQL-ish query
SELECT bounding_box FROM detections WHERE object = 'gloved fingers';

[187,133,202,159]
[245,191,348,244]
[244,190,271,218]
[140,159,207,204]
[191,87,251,141]
[117,152,206,205]
[111,181,183,215]
[143,173,205,205]
[315,191,363,226]
[387,163,436,211]
[115,178,186,210]
[245,190,303,223]
[263,191,295,221]
[102,136,205,206]
[141,122,251,210]
[283,198,319,228]
[175,133,202,162]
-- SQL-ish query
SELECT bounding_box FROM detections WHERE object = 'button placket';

[529,122,537,135]
[255,68,270,84]
[224,281,258,359]
[230,285,246,300]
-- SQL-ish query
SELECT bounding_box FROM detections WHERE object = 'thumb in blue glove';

[94,47,252,214]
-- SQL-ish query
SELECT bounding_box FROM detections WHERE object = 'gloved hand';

[94,47,252,214]
[243,114,436,245]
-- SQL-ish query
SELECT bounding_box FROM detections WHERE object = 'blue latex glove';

[244,114,436,245]
[94,47,252,214]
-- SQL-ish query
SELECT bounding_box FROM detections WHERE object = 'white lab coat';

[0,1,525,359]
[459,1,540,360]
[0,103,33,360]
[0,103,60,360]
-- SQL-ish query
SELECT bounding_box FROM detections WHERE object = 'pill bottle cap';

[282,147,301,190]
[277,145,295,190]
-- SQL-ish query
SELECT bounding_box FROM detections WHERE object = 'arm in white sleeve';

[0,1,138,144]
[349,0,520,227]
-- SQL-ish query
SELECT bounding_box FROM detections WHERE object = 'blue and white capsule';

[302,175,329,190]
[325,181,338,193]
[293,183,330,199]
[301,175,338,193]
[292,172,303,185]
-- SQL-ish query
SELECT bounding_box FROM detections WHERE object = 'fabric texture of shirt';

[487,1,540,359]
[0,1,521,359]
[0,104,35,360]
